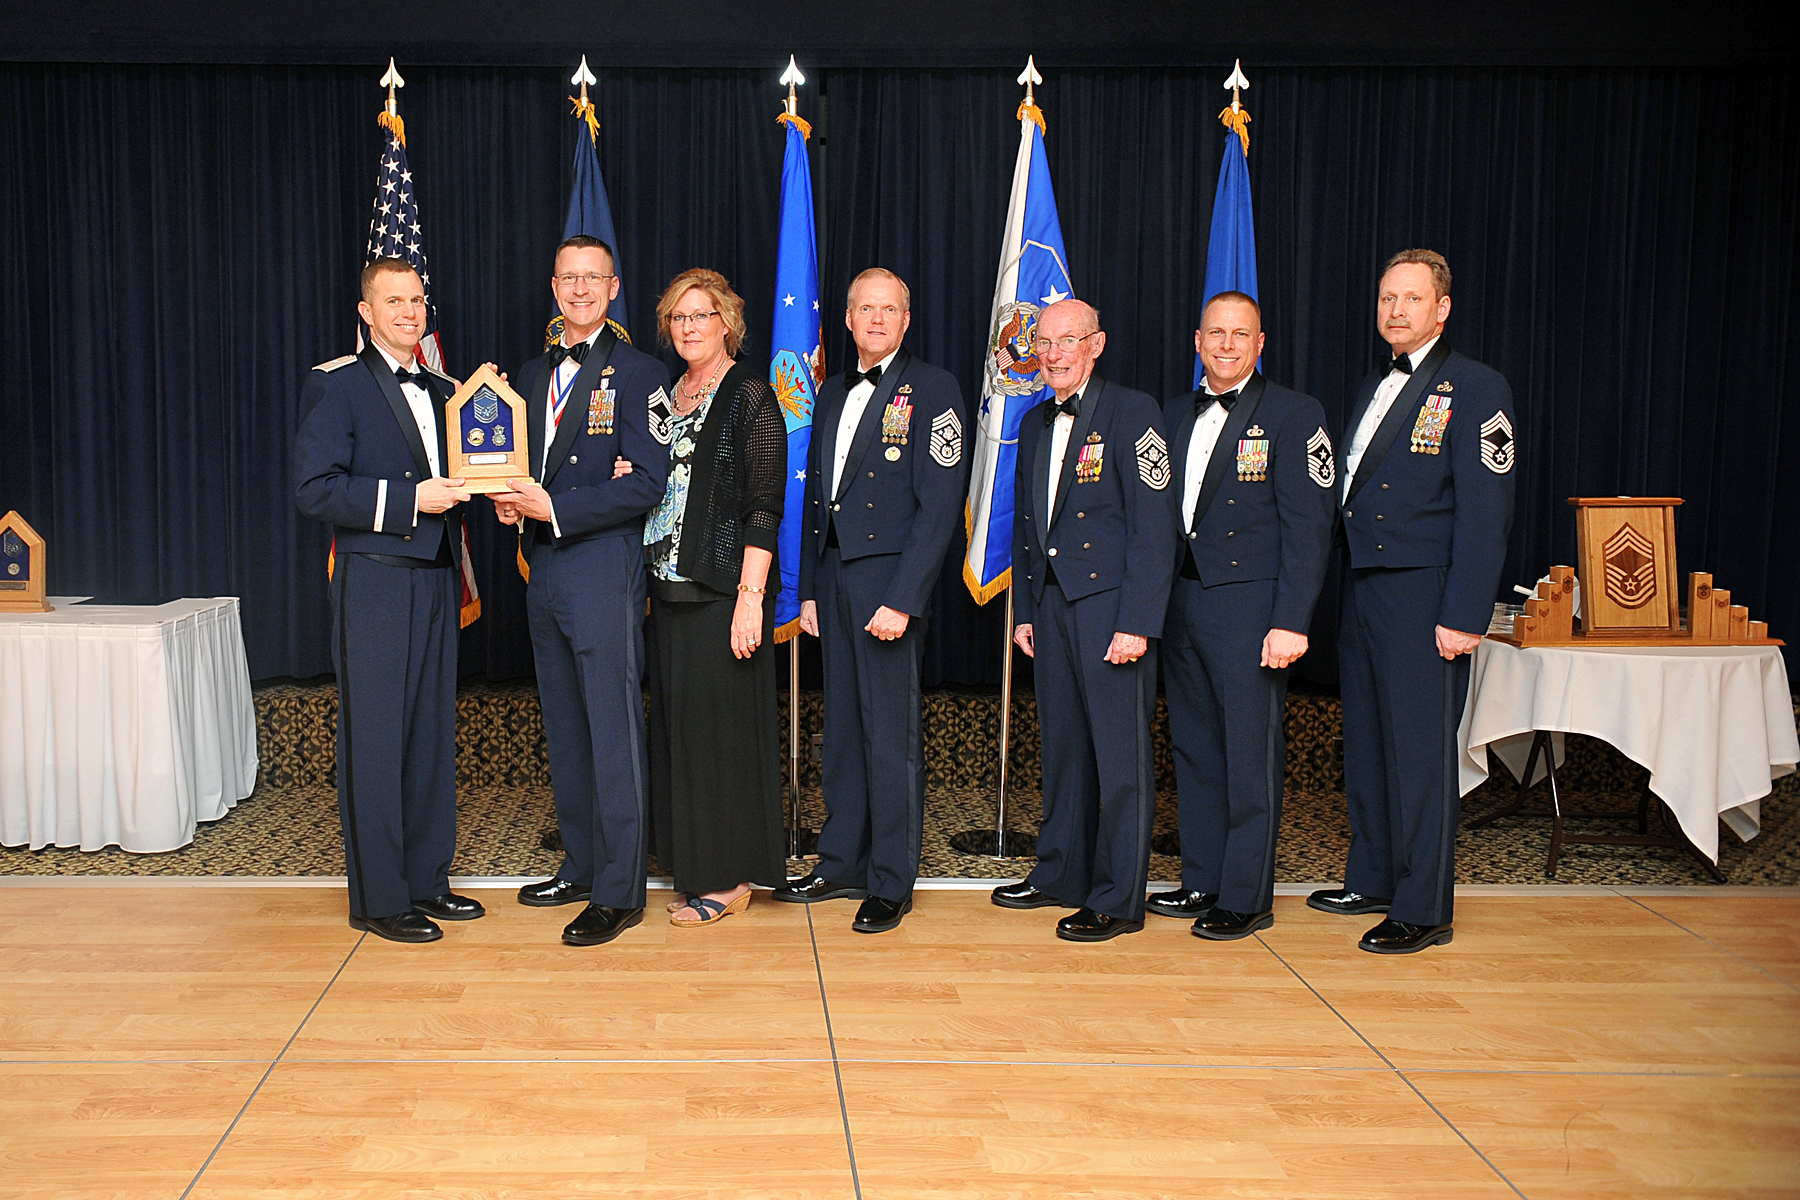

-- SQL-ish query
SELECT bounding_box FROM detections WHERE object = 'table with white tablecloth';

[1457,638,1798,864]
[0,597,258,852]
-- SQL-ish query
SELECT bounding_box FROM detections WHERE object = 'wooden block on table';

[1750,620,1769,642]
[1710,589,1733,643]
[1730,605,1750,641]
[1688,573,1714,639]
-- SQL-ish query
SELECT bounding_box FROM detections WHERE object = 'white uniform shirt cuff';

[547,497,562,540]
[374,479,388,532]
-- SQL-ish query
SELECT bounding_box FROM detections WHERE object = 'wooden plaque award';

[1570,497,1682,638]
[444,365,531,494]
[0,511,52,613]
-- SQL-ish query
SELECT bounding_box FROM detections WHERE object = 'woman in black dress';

[640,268,787,926]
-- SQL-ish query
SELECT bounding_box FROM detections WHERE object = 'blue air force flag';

[1194,99,1258,388]
[768,110,824,643]
[963,102,1075,604]
[548,69,631,348]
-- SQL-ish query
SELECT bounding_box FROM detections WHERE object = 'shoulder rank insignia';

[588,387,617,437]
[1479,410,1515,474]
[1245,424,1265,438]
[929,408,962,468]
[1236,438,1270,482]
[1134,429,1170,490]
[1410,393,1452,454]
[881,393,913,444]
[1306,426,1336,488]
[312,354,357,372]
[1077,438,1106,484]
[648,387,673,445]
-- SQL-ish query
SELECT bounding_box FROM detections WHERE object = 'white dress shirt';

[1342,334,1439,502]
[1181,377,1247,531]
[1045,384,1087,520]
[830,348,900,498]
[373,344,440,532]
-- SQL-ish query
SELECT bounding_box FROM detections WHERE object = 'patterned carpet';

[4,680,1795,885]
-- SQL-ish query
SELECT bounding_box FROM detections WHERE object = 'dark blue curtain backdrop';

[3,64,1795,684]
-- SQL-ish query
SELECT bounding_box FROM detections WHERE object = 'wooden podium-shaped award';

[444,365,531,494]
[0,511,51,613]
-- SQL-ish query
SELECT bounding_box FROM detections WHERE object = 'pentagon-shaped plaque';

[444,365,532,494]
[0,510,52,613]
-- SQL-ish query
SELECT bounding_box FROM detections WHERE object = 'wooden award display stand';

[444,365,531,494]
[0,511,52,613]
[1495,497,1781,648]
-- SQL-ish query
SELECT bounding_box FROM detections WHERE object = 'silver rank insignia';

[648,387,673,445]
[1479,410,1515,474]
[1135,428,1170,490]
[929,409,962,468]
[1306,426,1335,488]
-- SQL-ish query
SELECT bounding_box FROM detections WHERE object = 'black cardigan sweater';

[666,361,786,595]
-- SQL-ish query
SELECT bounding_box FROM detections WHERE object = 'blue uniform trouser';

[1163,577,1286,915]
[528,535,650,911]
[330,554,459,921]
[812,549,927,903]
[1339,565,1468,926]
[1024,582,1158,922]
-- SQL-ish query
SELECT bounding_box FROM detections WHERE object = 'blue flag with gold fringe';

[768,107,823,643]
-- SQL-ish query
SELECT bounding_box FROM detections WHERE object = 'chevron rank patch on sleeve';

[1306,426,1336,488]
[929,408,962,468]
[313,355,357,372]
[648,387,673,445]
[1135,428,1171,490]
[1479,410,1515,474]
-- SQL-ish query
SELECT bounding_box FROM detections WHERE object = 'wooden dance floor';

[1,885,1796,1198]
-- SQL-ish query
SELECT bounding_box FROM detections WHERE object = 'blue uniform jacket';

[798,349,968,618]
[514,330,671,552]
[1165,373,1338,634]
[1338,342,1516,634]
[293,345,460,562]
[1011,376,1177,639]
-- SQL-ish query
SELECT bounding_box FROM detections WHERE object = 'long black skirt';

[646,590,786,894]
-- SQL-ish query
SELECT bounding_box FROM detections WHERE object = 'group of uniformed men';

[297,241,1513,956]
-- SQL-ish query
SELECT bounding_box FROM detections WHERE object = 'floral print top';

[643,392,714,582]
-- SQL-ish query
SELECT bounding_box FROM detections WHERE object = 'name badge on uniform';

[882,388,913,445]
[588,388,616,436]
[1075,438,1105,484]
[1410,392,1452,455]
[1236,439,1269,482]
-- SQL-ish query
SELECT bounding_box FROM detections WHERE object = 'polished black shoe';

[1359,918,1454,955]
[412,892,486,921]
[517,877,592,908]
[1191,907,1274,941]
[1306,887,1392,916]
[349,911,442,943]
[770,874,869,904]
[990,882,1069,910]
[853,895,913,934]
[562,904,645,947]
[1145,889,1218,919]
[1055,907,1144,942]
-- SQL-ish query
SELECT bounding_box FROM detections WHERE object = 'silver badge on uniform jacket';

[929,409,962,468]
[1306,426,1336,488]
[1135,428,1171,490]
[648,386,673,445]
[1479,410,1515,474]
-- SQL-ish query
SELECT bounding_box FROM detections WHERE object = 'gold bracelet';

[737,583,767,594]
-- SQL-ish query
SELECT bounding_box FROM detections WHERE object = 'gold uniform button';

[1381,483,1390,490]
[1048,548,1058,557]
[1088,572,1097,580]
[1082,542,1090,549]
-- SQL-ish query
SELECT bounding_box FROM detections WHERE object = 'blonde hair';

[846,267,911,312]
[1382,248,1452,300]
[656,268,748,357]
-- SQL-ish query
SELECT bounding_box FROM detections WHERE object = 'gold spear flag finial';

[570,55,600,142]
[778,56,812,138]
[1219,59,1251,155]
[378,57,407,144]
[1016,55,1045,135]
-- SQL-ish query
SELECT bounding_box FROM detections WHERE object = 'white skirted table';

[0,597,258,853]
[1458,638,1798,876]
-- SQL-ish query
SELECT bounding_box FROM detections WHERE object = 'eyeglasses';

[554,272,615,287]
[668,311,720,328]
[1030,331,1099,353]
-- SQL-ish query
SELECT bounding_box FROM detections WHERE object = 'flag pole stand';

[950,586,1037,860]
[787,640,819,863]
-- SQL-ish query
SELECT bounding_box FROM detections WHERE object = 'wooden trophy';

[0,511,52,613]
[444,365,531,494]
[1569,497,1682,639]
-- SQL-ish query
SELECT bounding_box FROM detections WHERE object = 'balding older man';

[993,300,1177,941]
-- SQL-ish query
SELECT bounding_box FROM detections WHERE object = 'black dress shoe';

[413,892,486,921]
[770,874,868,904]
[517,877,592,907]
[1055,907,1144,942]
[1145,889,1218,919]
[1191,908,1274,940]
[1306,887,1392,916]
[349,912,443,943]
[562,905,645,947]
[1359,918,1454,955]
[853,895,913,934]
[990,882,1070,910]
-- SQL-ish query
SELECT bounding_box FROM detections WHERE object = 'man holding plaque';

[293,256,480,944]
[492,236,672,947]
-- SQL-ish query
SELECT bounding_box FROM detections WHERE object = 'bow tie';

[549,340,591,369]
[394,366,423,388]
[1387,353,1414,375]
[1196,389,1239,415]
[845,362,882,390]
[1044,396,1081,424]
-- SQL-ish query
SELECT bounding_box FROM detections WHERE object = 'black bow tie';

[1044,395,1081,425]
[394,366,423,388]
[549,340,591,369]
[1387,353,1414,375]
[1196,389,1239,415]
[845,362,882,390]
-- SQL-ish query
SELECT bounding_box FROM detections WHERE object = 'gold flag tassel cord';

[377,108,406,146]
[570,95,600,143]
[776,110,813,141]
[1017,101,1045,135]
[1218,104,1250,154]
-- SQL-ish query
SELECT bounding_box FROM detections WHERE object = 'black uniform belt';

[357,547,453,569]
[1179,543,1203,581]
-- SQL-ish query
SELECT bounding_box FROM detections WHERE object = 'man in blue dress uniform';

[1153,292,1337,939]
[776,268,967,934]
[992,299,1177,941]
[1311,249,1516,954]
[492,236,672,947]
[293,256,481,943]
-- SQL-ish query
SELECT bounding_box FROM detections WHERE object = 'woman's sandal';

[669,891,752,927]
